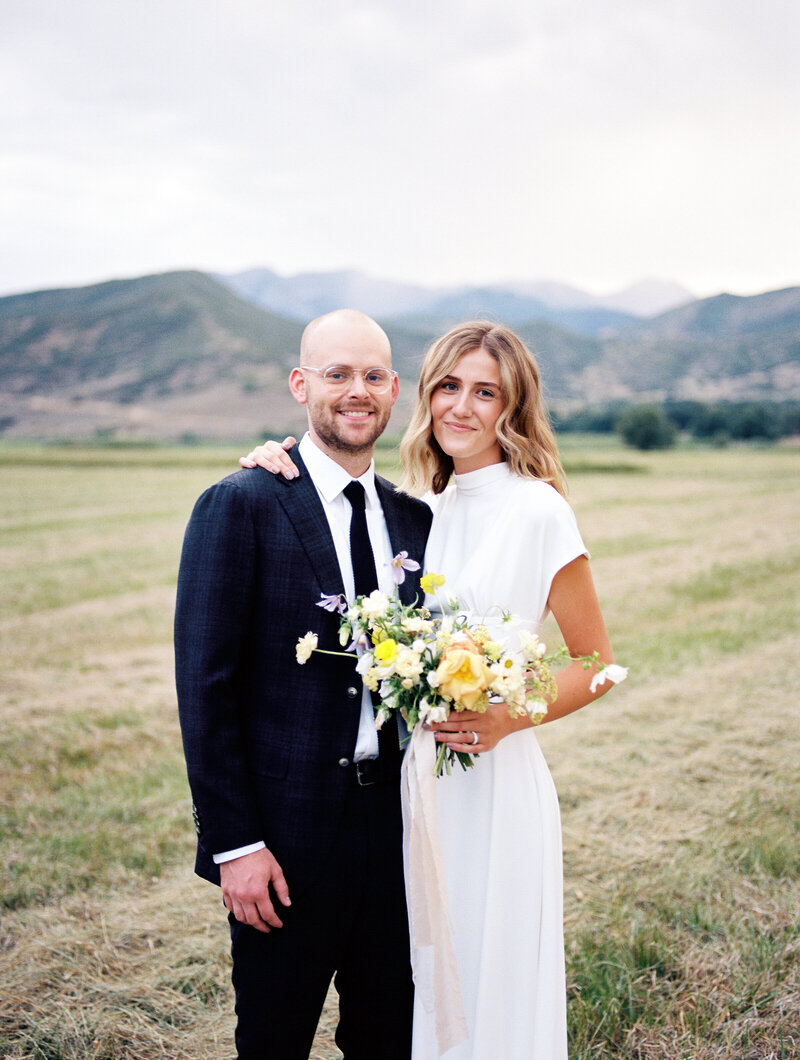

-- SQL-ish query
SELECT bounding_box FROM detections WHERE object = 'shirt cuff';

[213,841,266,864]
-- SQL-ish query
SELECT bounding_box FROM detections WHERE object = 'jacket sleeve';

[174,478,264,856]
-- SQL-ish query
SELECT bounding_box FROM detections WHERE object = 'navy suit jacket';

[174,448,433,890]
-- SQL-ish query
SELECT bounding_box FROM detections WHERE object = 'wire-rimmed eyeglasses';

[298,364,398,393]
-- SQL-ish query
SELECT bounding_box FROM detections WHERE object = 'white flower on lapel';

[295,632,318,664]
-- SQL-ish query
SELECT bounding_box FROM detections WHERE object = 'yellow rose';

[373,638,399,665]
[434,641,493,709]
[420,572,446,594]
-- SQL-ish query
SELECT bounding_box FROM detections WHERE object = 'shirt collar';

[298,432,379,507]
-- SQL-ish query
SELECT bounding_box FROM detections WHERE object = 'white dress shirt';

[214,432,395,864]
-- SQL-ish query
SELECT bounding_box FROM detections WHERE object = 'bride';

[243,321,620,1058]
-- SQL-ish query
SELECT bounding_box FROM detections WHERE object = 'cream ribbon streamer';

[401,725,469,1056]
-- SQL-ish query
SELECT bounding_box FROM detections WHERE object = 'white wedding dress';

[407,462,587,1060]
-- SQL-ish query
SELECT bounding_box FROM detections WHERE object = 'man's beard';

[310,400,391,454]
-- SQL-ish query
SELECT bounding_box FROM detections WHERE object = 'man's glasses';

[298,365,398,393]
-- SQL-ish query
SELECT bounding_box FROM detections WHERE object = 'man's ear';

[289,367,307,405]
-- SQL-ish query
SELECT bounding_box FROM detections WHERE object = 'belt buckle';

[355,760,377,787]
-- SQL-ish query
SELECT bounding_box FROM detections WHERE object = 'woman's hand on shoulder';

[239,437,299,478]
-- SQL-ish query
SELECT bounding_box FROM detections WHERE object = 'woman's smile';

[430,347,505,473]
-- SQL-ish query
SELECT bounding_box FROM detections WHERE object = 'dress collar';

[453,460,513,495]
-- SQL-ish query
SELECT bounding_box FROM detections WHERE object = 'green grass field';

[1,441,798,1059]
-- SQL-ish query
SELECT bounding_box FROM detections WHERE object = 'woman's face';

[429,347,505,474]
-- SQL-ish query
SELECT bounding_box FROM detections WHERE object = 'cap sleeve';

[536,487,589,595]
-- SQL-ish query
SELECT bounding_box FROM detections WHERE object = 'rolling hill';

[0,271,308,440]
[0,270,302,399]
[599,287,800,402]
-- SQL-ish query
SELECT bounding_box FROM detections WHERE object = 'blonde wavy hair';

[399,321,566,496]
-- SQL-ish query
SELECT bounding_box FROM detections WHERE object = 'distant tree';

[727,403,781,441]
[779,404,800,437]
[550,404,624,433]
[663,400,706,431]
[617,405,677,450]
[690,401,799,442]
[691,404,731,439]
[556,400,800,445]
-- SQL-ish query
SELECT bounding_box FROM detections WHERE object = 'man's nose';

[346,372,370,398]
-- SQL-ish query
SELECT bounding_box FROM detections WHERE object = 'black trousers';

[228,777,413,1060]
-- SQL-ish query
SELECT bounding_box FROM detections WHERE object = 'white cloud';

[1,0,798,297]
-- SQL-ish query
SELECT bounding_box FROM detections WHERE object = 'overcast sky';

[2,0,798,299]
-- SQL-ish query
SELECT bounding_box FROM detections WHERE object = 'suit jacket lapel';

[275,456,427,608]
[376,476,428,607]
[274,449,346,599]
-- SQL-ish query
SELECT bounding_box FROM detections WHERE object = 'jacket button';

[346,686,359,698]
[338,757,351,768]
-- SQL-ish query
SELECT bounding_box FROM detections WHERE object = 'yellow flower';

[373,638,399,665]
[434,640,494,709]
[420,572,446,594]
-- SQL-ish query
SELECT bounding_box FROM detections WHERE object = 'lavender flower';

[389,551,421,585]
[317,592,347,614]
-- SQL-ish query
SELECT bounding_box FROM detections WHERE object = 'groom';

[175,309,432,1059]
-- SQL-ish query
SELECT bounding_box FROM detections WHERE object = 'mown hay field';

[1,441,798,1059]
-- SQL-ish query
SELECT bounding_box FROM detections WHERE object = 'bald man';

[175,311,432,1059]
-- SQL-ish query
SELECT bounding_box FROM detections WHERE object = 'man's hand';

[220,847,291,933]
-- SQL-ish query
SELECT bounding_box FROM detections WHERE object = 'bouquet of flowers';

[296,561,627,777]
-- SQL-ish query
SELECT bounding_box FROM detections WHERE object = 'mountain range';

[0,269,798,441]
[217,268,695,337]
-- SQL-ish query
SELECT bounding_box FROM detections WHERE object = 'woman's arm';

[539,554,615,723]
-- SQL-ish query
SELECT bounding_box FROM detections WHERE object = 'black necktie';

[343,480,379,599]
[343,480,400,761]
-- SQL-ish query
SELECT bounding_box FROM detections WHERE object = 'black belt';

[338,755,395,787]
[354,758,380,786]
